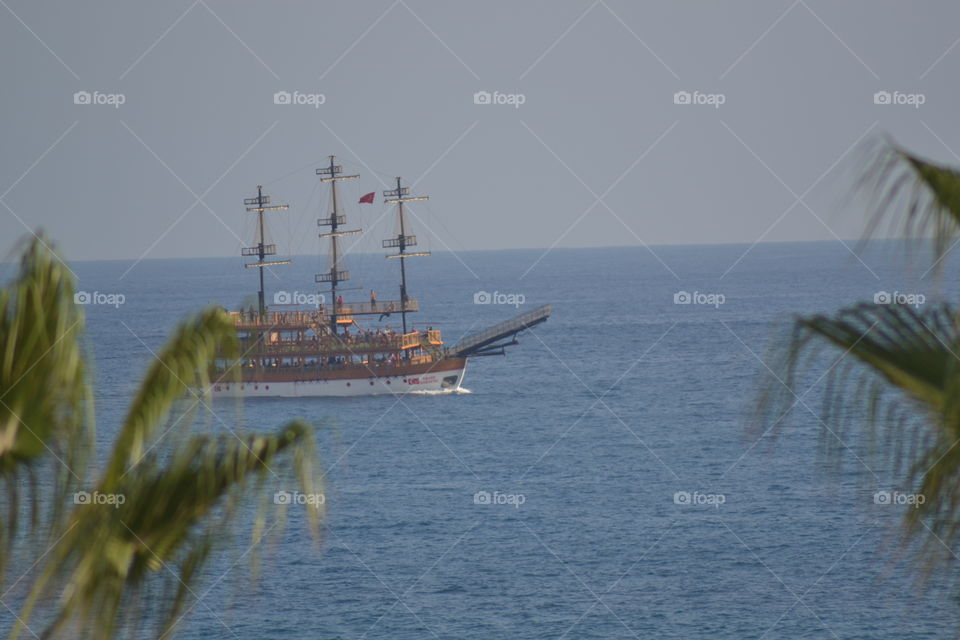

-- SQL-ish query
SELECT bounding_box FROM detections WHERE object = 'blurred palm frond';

[0,234,92,578]
[0,235,323,640]
[758,300,960,576]
[860,138,960,274]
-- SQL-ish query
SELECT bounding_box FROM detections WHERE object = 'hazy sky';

[3,1,960,262]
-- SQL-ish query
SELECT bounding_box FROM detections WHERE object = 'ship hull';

[210,358,468,398]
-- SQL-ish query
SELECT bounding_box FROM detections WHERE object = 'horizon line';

[3,235,924,265]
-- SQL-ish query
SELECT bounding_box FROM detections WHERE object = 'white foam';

[408,387,472,396]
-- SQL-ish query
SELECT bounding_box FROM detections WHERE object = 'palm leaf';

[102,307,238,487]
[13,422,321,640]
[757,302,960,573]
[0,234,92,580]
[0,235,324,639]
[860,137,960,272]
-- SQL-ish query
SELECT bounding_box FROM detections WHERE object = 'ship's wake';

[409,387,472,396]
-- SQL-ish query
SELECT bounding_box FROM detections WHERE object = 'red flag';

[359,191,375,204]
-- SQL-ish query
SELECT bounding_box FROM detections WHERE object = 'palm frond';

[102,308,238,487]
[757,302,960,572]
[860,137,960,273]
[0,235,324,639]
[13,422,322,640]
[0,234,92,579]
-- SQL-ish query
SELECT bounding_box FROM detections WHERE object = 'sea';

[5,240,960,639]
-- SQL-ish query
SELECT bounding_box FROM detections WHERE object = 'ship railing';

[235,335,406,354]
[229,299,419,328]
[397,329,444,350]
[340,299,419,316]
[213,353,432,377]
[229,308,344,327]
[230,310,325,327]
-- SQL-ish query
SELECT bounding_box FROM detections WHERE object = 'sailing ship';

[211,156,550,398]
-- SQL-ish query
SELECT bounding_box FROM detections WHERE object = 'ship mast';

[315,156,360,335]
[383,177,430,335]
[242,186,290,320]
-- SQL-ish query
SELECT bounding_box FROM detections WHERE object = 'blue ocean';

[7,241,960,638]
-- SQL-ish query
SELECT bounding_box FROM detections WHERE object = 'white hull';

[210,365,467,398]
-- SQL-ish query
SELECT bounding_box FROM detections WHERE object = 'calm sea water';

[6,241,960,638]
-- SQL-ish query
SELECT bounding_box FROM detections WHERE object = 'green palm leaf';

[758,302,960,571]
[102,307,238,487]
[0,235,324,639]
[757,136,960,577]
[15,422,321,640]
[0,235,91,579]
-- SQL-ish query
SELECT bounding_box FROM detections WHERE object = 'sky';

[2,1,960,262]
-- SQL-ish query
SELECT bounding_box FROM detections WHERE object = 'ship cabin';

[214,304,444,379]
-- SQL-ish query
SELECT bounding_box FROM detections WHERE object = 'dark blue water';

[6,241,960,638]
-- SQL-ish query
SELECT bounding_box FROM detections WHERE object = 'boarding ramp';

[451,304,551,357]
